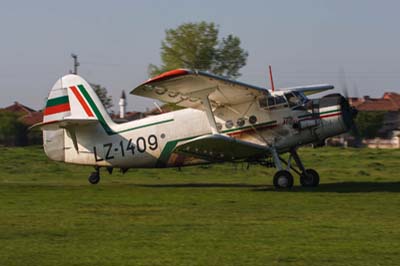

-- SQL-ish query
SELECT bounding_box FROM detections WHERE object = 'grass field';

[0,146,399,266]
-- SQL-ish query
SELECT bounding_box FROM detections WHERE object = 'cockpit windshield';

[258,91,308,110]
[284,91,308,108]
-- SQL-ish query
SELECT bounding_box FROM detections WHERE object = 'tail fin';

[41,75,115,161]
[43,74,114,129]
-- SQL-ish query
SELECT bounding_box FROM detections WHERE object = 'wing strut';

[202,95,219,134]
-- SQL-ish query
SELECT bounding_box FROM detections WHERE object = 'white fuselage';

[44,96,348,169]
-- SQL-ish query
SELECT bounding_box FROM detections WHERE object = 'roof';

[3,101,37,114]
[20,112,43,126]
[1,101,43,126]
[351,92,400,112]
[357,99,399,111]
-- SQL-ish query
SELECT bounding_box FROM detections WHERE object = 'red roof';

[357,99,399,111]
[352,92,400,112]
[20,112,43,126]
[3,101,37,114]
[1,101,43,126]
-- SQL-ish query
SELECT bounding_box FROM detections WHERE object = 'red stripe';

[70,86,94,117]
[320,113,342,119]
[44,103,70,115]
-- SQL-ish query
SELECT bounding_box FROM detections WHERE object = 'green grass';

[0,146,399,266]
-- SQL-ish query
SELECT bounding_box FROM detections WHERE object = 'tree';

[354,111,386,139]
[90,83,113,110]
[149,21,248,79]
[0,111,28,146]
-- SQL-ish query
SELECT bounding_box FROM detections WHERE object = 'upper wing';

[281,84,334,96]
[173,134,268,162]
[130,69,268,109]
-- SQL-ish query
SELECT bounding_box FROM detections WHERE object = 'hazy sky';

[1,0,400,112]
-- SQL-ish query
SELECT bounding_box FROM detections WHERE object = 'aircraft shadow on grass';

[136,182,400,193]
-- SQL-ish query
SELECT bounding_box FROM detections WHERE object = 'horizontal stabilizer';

[30,118,98,131]
[174,134,268,162]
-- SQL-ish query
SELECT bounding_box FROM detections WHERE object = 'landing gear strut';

[88,167,100,184]
[269,147,320,189]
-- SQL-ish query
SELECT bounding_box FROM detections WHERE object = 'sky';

[1,0,400,112]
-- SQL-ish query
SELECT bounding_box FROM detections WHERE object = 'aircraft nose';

[319,93,356,131]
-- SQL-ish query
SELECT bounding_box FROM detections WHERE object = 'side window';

[267,97,275,106]
[259,95,288,109]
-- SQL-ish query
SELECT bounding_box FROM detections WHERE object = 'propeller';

[339,68,362,147]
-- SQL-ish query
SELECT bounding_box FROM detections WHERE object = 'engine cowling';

[315,93,356,140]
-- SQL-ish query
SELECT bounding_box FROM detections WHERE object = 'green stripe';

[78,84,114,135]
[156,136,198,167]
[320,109,341,115]
[156,141,179,167]
[46,96,69,107]
[156,120,279,167]
[77,84,174,135]
[118,119,174,134]
[221,120,277,134]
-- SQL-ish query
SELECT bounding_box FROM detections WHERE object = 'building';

[349,92,400,148]
[0,102,43,146]
[2,101,43,126]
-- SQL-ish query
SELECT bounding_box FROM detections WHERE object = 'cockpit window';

[285,92,301,107]
[284,91,309,109]
[275,96,286,105]
[258,95,288,109]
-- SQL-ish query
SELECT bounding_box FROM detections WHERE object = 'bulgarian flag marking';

[44,95,70,115]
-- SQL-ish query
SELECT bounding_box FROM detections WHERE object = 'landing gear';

[273,170,294,189]
[270,147,294,189]
[268,146,320,189]
[88,167,100,184]
[300,169,320,187]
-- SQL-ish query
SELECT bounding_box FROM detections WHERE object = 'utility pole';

[70,53,80,74]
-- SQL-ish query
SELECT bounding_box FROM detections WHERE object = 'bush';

[0,111,28,146]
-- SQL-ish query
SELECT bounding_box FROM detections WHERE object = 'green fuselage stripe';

[117,119,174,134]
[46,96,69,107]
[156,136,199,167]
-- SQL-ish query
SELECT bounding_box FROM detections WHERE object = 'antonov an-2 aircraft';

[35,69,356,189]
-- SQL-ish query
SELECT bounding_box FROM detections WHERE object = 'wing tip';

[146,69,190,84]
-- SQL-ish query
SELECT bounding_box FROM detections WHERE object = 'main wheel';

[300,169,320,187]
[273,170,294,189]
[88,172,100,184]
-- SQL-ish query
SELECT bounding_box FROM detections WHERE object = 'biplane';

[35,69,356,188]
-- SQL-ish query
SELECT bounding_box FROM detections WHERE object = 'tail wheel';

[88,172,100,185]
[300,169,320,187]
[273,170,294,189]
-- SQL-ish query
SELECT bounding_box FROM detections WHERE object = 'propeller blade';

[339,67,349,99]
